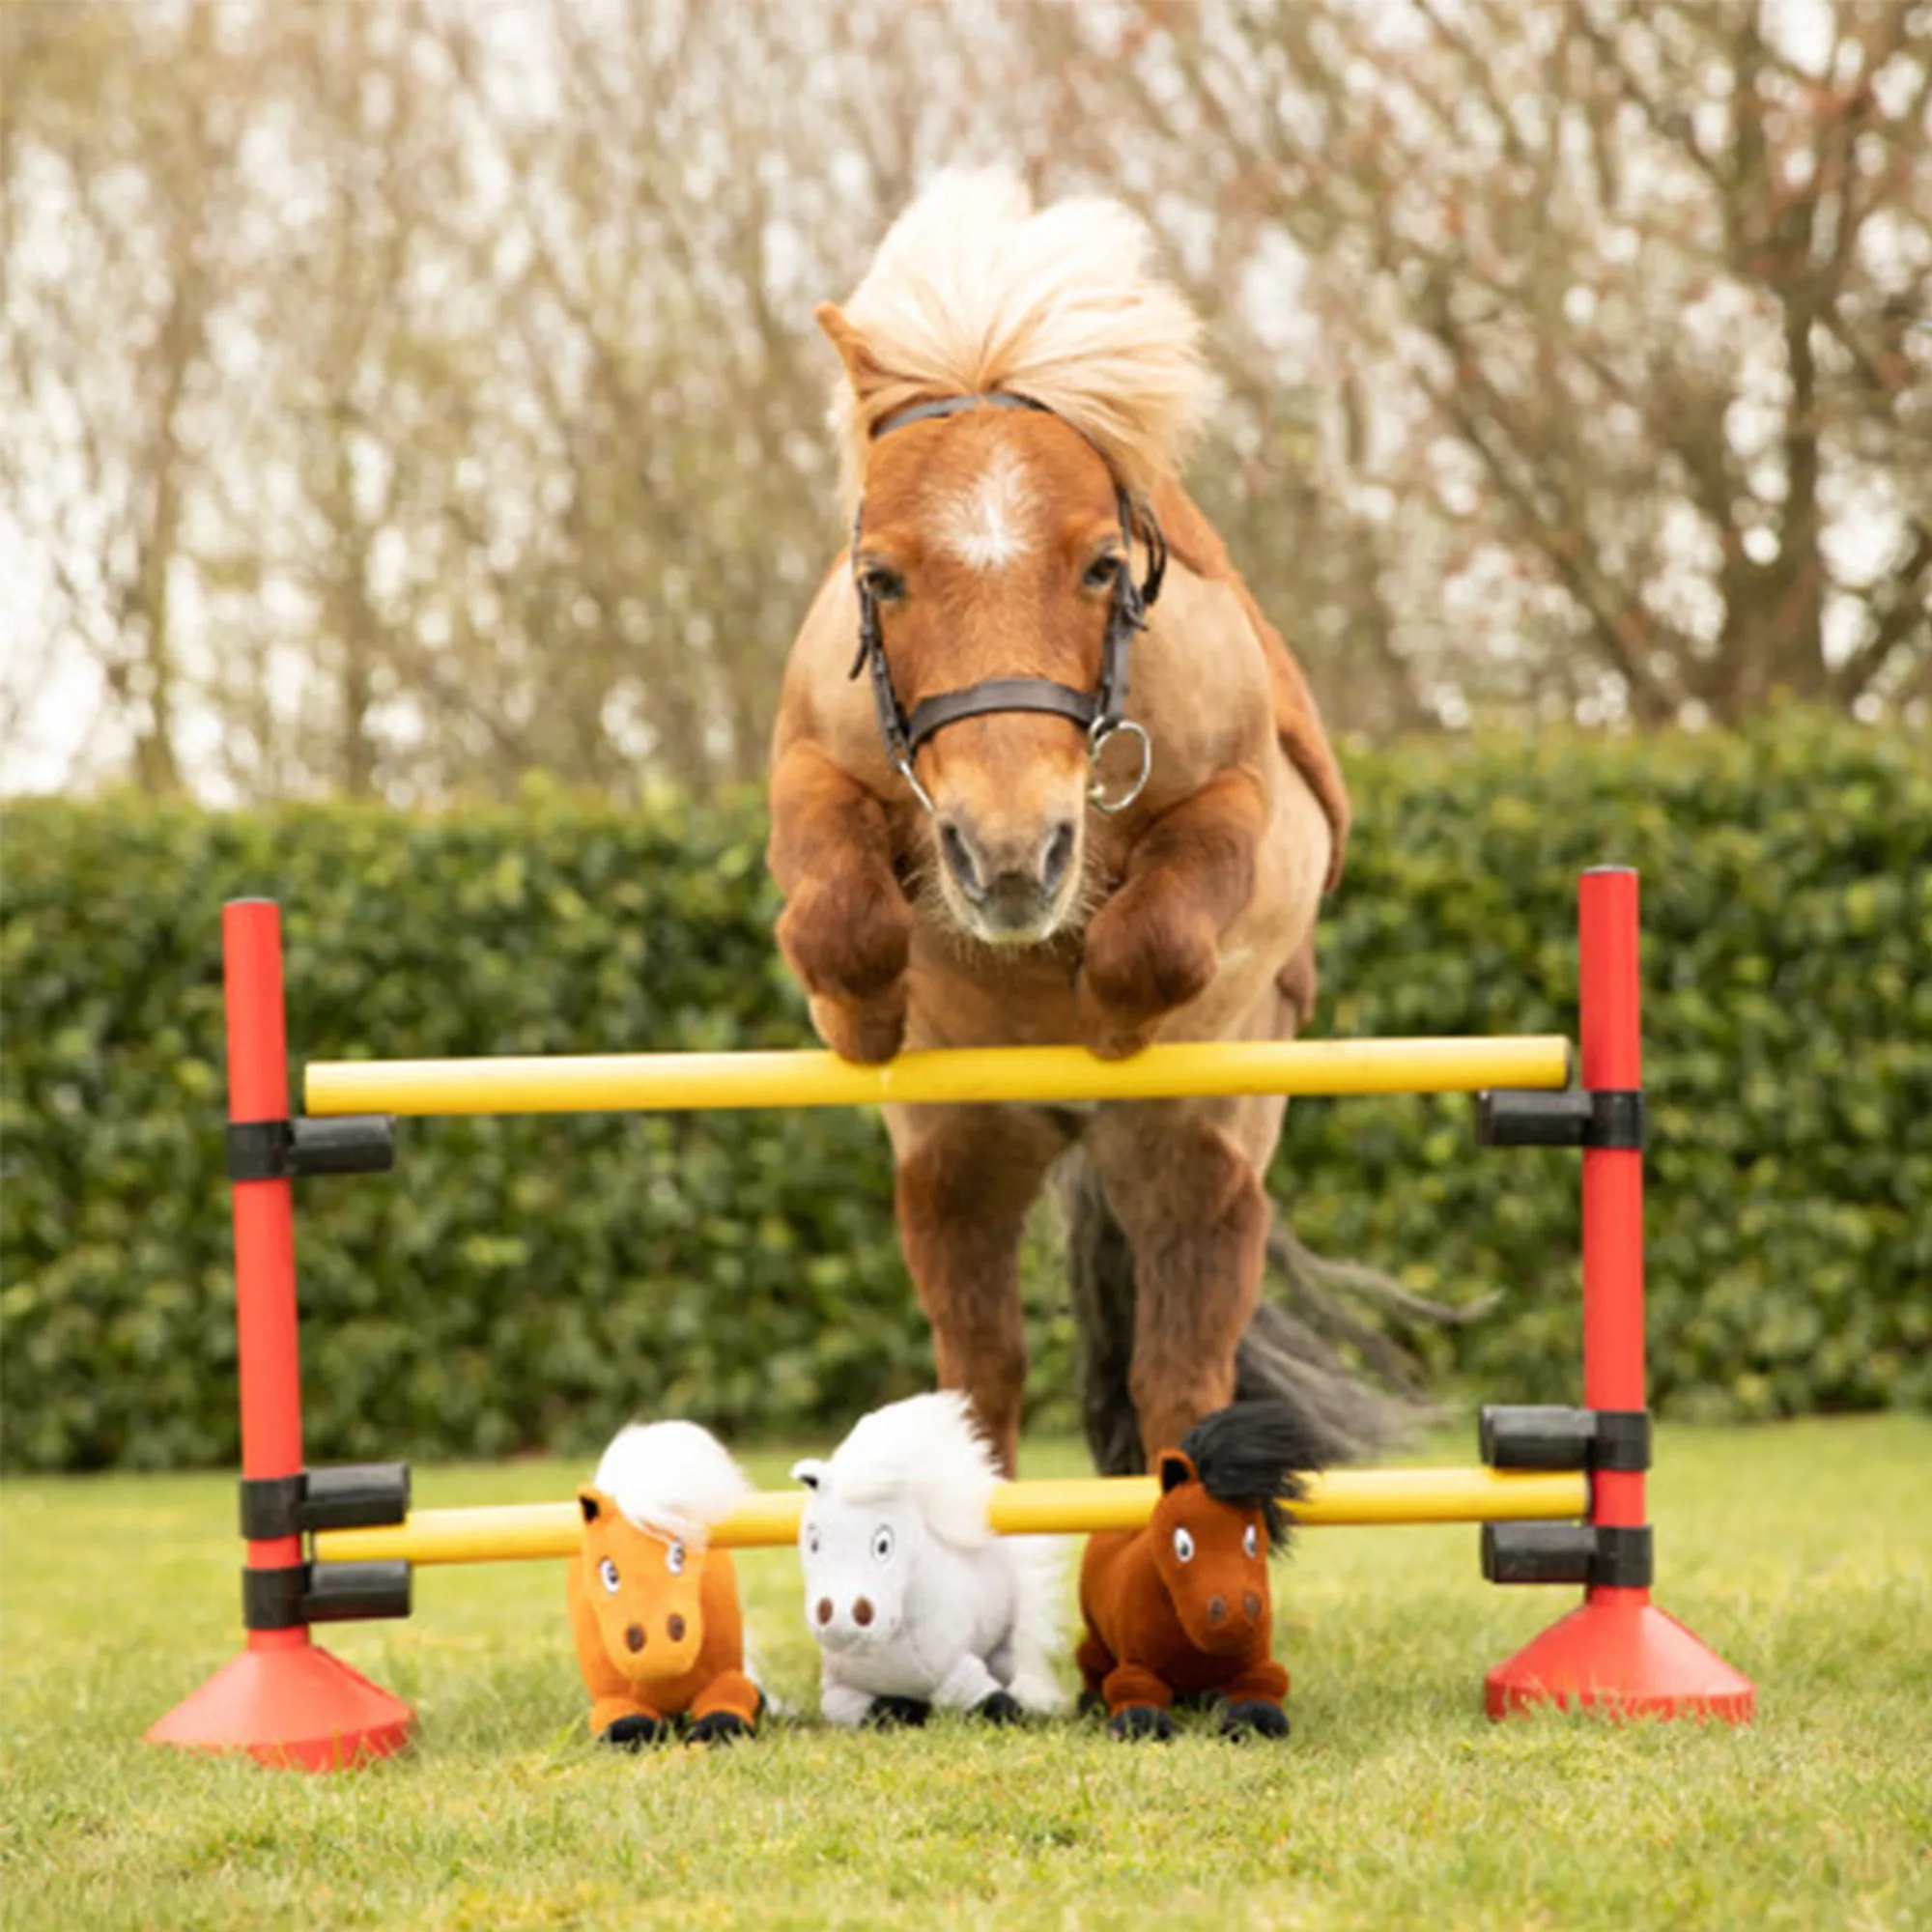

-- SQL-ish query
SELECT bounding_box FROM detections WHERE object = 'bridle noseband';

[849,392,1167,815]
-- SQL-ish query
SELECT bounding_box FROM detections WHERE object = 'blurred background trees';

[4,0,1926,803]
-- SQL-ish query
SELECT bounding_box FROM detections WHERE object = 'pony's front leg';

[889,1104,1066,1475]
[818,1673,875,1729]
[588,1693,674,1748]
[688,1669,763,1746]
[1076,768,1266,1059]
[932,1652,1023,1723]
[1217,1657,1291,1740]
[768,740,912,1064]
[1099,1662,1177,1742]
[1089,1104,1269,1465]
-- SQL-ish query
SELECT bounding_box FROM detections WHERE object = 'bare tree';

[1035,0,1932,727]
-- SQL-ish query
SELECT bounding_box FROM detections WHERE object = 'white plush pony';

[792,1392,1065,1726]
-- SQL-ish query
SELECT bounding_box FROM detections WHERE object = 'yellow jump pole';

[314,1467,1589,1567]
[304,1037,1573,1119]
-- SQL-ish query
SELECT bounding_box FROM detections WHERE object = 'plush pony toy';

[1078,1401,1325,1742]
[793,1393,1065,1727]
[568,1420,764,1747]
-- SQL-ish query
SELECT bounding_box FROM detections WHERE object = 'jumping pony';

[767,168,1374,1479]
[568,1421,764,1747]
[793,1392,1065,1727]
[1077,1401,1324,1741]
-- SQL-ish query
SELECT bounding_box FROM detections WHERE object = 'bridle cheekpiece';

[848,391,1167,815]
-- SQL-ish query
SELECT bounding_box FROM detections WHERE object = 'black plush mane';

[1179,1402,1329,1548]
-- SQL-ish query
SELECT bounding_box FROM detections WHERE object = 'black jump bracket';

[227,1115,396,1182]
[1474,1088,1644,1151]
[241,1462,412,1541]
[242,1559,412,1630]
[1482,1522,1653,1590]
[1479,1404,1650,1473]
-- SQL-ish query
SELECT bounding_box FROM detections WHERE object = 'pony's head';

[575,1421,750,1685]
[1147,1403,1324,1656]
[819,170,1213,948]
[793,1392,999,1656]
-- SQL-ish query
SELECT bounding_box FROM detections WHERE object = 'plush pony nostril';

[666,1613,687,1643]
[815,1597,834,1627]
[853,1597,875,1628]
[1243,1591,1263,1622]
[1207,1594,1228,1626]
[624,1623,645,1654]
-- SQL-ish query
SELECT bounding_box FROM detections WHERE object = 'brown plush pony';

[1078,1403,1325,1741]
[568,1422,764,1747]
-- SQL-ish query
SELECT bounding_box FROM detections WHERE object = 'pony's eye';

[860,564,906,603]
[1243,1523,1260,1560]
[1172,1526,1195,1563]
[1083,554,1122,590]
[871,1525,895,1563]
[666,1540,686,1576]
[598,1557,620,1594]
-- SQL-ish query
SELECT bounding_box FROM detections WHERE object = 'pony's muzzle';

[936,814,1078,930]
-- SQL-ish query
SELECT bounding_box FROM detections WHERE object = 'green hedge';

[3,713,1927,1470]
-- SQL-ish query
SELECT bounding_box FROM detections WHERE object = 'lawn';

[3,1415,1928,1930]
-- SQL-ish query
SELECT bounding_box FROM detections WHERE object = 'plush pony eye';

[598,1557,620,1594]
[871,1525,895,1563]
[666,1540,686,1576]
[1172,1526,1195,1563]
[1243,1523,1260,1560]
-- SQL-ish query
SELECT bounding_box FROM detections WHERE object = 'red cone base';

[1487,1593,1754,1722]
[147,1637,414,1772]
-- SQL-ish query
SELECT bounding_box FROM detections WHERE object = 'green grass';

[3,1417,1928,1930]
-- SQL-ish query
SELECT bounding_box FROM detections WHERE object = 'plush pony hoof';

[599,1713,674,1749]
[863,1695,932,1730]
[688,1711,755,1747]
[1108,1704,1175,1743]
[1219,1699,1291,1741]
[974,1690,1026,1725]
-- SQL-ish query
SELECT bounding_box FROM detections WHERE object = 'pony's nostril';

[624,1623,645,1654]
[1207,1594,1228,1626]
[816,1597,834,1627]
[937,820,985,902]
[1038,820,1076,895]
[666,1613,686,1642]
[1244,1591,1263,1622]
[853,1597,875,1628]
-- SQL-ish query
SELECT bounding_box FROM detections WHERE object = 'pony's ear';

[791,1458,828,1492]
[815,302,889,397]
[577,1486,607,1524]
[1158,1450,1196,1493]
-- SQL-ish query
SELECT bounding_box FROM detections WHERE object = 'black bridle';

[849,391,1167,815]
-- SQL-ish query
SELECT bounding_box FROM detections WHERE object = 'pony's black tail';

[1062,1150,1481,1477]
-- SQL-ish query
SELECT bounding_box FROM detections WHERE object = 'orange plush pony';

[1078,1403,1325,1741]
[569,1421,764,1747]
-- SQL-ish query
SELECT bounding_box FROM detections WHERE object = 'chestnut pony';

[768,172,1357,1478]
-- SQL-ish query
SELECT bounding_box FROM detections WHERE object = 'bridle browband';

[849,391,1167,815]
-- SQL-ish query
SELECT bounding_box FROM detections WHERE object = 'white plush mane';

[824,1392,1000,1550]
[593,1421,751,1543]
[830,168,1214,502]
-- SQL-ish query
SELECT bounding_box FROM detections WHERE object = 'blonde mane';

[826,169,1215,502]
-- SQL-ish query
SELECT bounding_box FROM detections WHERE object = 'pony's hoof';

[1219,1699,1291,1741]
[1076,1690,1107,1719]
[864,1695,931,1730]
[689,1711,755,1747]
[599,1713,673,1749]
[974,1690,1026,1725]
[1108,1704,1175,1743]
